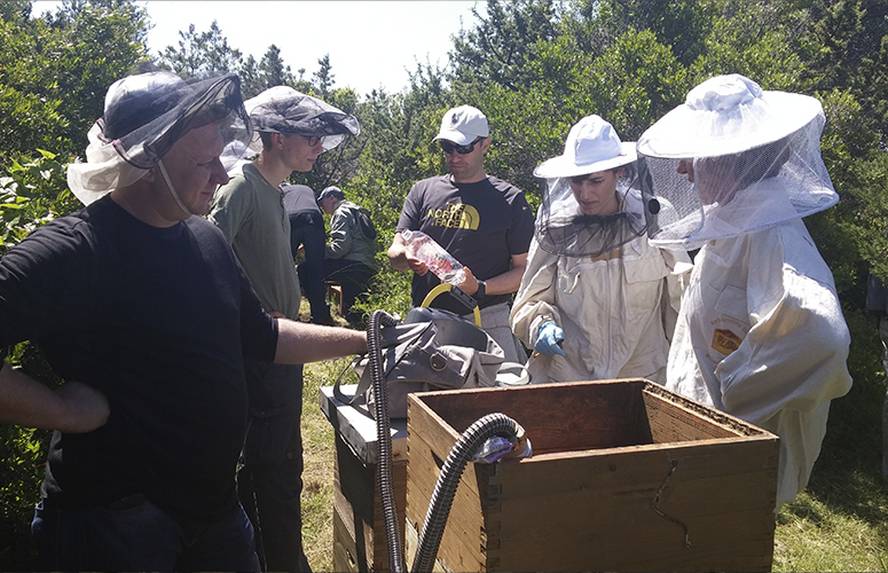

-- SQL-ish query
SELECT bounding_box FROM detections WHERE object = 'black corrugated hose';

[366,310,525,573]
[411,412,523,573]
[367,310,406,573]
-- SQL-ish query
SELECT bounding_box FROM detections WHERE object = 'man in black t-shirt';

[388,105,533,363]
[0,71,366,572]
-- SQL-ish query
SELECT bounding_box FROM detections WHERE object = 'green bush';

[0,150,71,566]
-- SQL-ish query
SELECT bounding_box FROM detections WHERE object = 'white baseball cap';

[432,105,490,146]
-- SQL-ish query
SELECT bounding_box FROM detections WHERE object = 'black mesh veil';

[68,72,251,205]
[245,86,360,153]
[535,168,648,258]
[113,74,249,169]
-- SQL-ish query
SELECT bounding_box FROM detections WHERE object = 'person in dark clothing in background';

[318,186,378,327]
[284,183,333,326]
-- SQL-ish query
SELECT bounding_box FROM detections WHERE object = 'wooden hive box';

[405,379,779,572]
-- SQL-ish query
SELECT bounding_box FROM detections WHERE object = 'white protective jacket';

[511,235,691,384]
[666,218,852,505]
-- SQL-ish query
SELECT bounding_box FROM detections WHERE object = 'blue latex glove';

[534,321,566,357]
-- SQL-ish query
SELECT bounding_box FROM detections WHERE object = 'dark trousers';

[323,258,375,326]
[879,315,888,481]
[291,211,332,325]
[31,497,259,571]
[240,361,309,572]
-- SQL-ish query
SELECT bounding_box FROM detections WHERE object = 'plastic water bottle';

[400,230,467,286]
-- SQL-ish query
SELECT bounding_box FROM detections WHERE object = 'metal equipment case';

[405,379,779,572]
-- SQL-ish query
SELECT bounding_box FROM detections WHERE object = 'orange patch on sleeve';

[712,328,742,355]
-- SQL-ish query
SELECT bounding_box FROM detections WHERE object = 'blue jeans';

[31,497,260,571]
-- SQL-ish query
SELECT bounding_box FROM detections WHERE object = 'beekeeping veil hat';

[220,139,253,176]
[533,114,646,257]
[67,71,251,207]
[245,86,360,154]
[636,74,837,249]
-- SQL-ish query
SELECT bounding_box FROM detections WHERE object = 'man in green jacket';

[210,86,359,572]
[318,186,378,327]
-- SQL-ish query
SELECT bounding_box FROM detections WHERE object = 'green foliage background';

[1,0,886,568]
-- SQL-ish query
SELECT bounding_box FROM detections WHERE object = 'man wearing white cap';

[210,85,359,572]
[637,74,852,505]
[0,72,367,570]
[511,115,690,384]
[387,105,534,363]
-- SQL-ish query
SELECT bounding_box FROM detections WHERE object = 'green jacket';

[326,200,377,270]
[210,163,301,319]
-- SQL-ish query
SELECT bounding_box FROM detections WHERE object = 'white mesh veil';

[67,72,251,206]
[245,86,360,153]
[637,74,837,249]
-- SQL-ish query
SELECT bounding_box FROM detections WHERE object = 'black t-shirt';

[0,196,278,520]
[397,175,534,313]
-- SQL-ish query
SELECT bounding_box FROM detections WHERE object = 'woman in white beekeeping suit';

[510,115,691,384]
[636,74,853,505]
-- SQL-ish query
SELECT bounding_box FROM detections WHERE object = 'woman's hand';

[534,321,566,357]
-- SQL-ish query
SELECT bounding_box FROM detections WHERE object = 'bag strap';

[332,356,367,406]
[357,208,377,240]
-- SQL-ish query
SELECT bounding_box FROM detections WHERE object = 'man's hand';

[406,257,429,276]
[457,266,479,296]
[388,233,428,275]
[55,382,110,433]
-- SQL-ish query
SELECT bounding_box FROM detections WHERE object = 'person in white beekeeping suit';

[636,73,853,505]
[510,115,691,384]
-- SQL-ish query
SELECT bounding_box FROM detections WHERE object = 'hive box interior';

[414,378,758,454]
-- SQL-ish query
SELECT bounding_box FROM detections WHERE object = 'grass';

[300,356,347,572]
[299,303,888,572]
[776,487,888,571]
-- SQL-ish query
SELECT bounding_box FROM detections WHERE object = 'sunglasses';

[279,132,323,147]
[440,137,484,155]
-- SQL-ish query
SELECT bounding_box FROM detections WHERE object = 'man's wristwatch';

[474,280,486,301]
